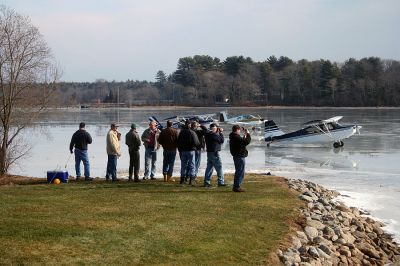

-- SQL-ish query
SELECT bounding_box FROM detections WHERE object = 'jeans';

[180,151,195,180]
[204,152,224,185]
[106,154,118,180]
[129,149,140,179]
[144,147,157,178]
[233,156,245,189]
[163,150,176,176]
[194,149,201,177]
[74,149,90,178]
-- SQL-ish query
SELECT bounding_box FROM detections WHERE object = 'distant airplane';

[219,111,264,126]
[264,116,361,148]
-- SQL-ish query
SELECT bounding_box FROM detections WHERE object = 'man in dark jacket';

[69,122,93,181]
[125,123,141,182]
[229,125,251,192]
[204,123,225,187]
[191,121,205,179]
[177,122,200,185]
[158,120,178,182]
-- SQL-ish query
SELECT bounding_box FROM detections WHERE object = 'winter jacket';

[229,132,251,157]
[193,128,206,150]
[177,128,200,152]
[205,131,224,152]
[125,129,141,151]
[107,130,121,156]
[158,127,178,151]
[70,129,92,152]
[141,128,161,150]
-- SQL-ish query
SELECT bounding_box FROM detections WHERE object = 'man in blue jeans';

[69,122,93,181]
[158,120,178,182]
[177,122,200,185]
[229,125,251,192]
[141,121,160,180]
[203,123,225,187]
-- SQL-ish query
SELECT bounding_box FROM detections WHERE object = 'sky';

[3,0,400,82]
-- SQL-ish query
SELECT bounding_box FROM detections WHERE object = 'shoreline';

[48,106,400,111]
[281,178,400,265]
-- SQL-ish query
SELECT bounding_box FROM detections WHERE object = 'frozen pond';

[12,107,400,243]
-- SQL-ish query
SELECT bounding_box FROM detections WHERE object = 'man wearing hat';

[203,123,225,187]
[106,123,121,181]
[125,123,141,182]
[69,122,93,181]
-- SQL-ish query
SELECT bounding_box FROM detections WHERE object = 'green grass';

[0,175,299,265]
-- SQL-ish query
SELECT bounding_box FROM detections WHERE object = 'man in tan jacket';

[106,123,121,181]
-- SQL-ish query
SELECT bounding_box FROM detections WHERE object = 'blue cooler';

[47,170,69,183]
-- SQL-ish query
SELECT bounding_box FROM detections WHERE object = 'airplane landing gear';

[333,141,344,148]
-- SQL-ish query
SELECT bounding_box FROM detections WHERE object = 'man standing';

[177,122,200,185]
[158,120,178,182]
[229,125,251,192]
[125,123,141,182]
[141,121,160,180]
[106,123,121,182]
[203,123,225,187]
[191,121,205,179]
[69,122,93,181]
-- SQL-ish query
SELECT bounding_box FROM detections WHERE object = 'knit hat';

[131,123,138,129]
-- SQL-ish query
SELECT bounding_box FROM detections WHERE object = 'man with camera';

[203,123,225,187]
[229,125,251,192]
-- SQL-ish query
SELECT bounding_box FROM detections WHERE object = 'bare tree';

[0,6,60,175]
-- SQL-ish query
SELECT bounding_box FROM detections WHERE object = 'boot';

[167,174,174,182]
[163,172,167,182]
[128,176,133,182]
[180,176,185,184]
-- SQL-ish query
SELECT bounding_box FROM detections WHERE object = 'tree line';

[57,55,400,107]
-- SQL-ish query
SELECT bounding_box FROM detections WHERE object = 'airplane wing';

[323,116,343,123]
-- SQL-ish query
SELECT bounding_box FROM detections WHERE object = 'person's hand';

[70,150,73,154]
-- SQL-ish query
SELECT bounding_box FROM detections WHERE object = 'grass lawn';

[0,174,300,265]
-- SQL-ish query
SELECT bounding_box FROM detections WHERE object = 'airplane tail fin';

[264,120,285,141]
[219,111,228,122]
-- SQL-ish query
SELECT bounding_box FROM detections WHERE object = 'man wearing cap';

[125,123,141,182]
[177,121,200,185]
[141,121,161,180]
[69,122,93,181]
[106,123,121,181]
[190,121,206,179]
[203,123,225,187]
[158,120,178,182]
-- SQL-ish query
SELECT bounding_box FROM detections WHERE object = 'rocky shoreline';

[279,178,400,266]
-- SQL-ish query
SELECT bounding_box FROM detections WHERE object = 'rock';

[300,194,314,203]
[317,247,331,259]
[292,237,302,249]
[319,244,332,255]
[373,226,384,236]
[308,246,320,258]
[323,226,335,237]
[358,242,381,259]
[331,235,339,242]
[337,203,351,213]
[335,238,347,245]
[307,220,325,230]
[341,232,356,244]
[305,226,319,240]
[339,246,352,257]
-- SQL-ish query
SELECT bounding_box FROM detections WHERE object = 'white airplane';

[219,111,264,126]
[264,116,361,148]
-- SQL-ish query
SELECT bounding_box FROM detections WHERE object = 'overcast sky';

[3,0,399,82]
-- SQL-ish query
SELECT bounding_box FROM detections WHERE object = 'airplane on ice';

[219,111,264,126]
[264,116,361,148]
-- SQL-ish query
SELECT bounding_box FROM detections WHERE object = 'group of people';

[69,120,251,192]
